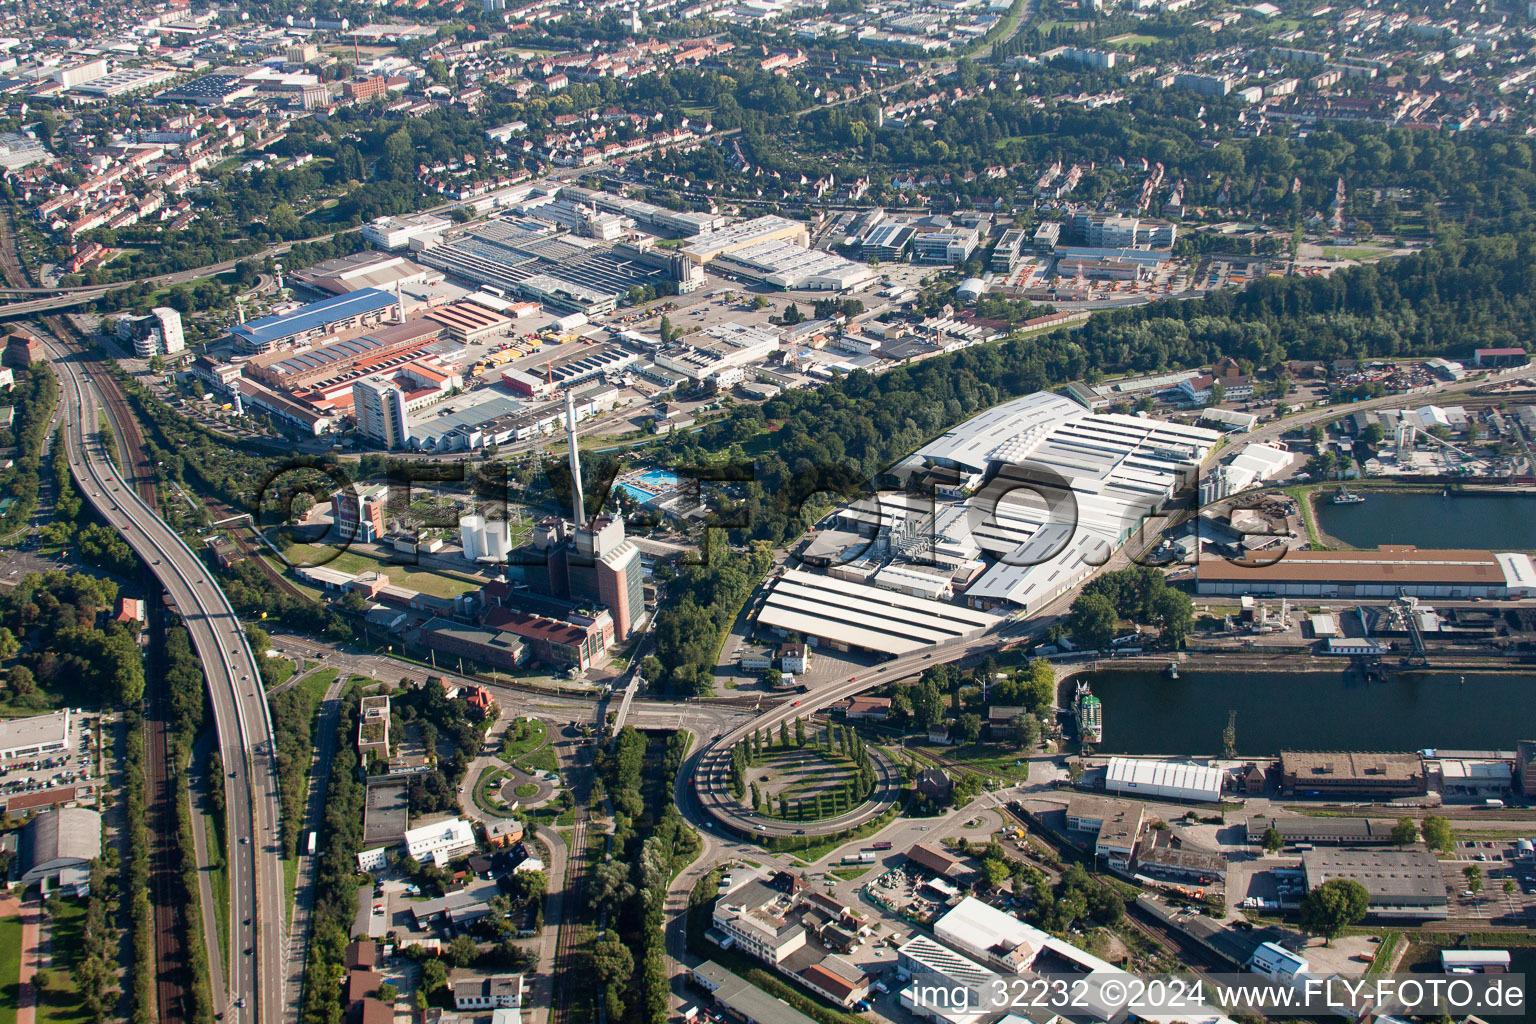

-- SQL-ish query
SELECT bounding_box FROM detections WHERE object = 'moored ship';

[1074,681,1103,744]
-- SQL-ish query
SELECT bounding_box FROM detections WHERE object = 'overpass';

[48,342,287,1024]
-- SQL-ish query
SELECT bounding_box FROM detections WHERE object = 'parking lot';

[0,710,102,811]
[1442,841,1536,922]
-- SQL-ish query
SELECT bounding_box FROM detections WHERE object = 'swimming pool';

[615,468,682,504]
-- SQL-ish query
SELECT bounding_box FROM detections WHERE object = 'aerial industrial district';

[5,1,1536,1024]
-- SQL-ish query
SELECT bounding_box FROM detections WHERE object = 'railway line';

[0,205,196,1024]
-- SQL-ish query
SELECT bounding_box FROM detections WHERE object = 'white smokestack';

[565,389,584,527]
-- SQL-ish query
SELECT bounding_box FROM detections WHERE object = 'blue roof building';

[229,288,399,353]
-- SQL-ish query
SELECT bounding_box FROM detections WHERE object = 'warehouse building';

[708,238,877,291]
[290,253,442,299]
[1301,848,1448,920]
[680,215,810,264]
[1280,751,1426,798]
[0,709,72,760]
[19,807,100,892]
[692,962,819,1024]
[1245,815,1388,845]
[757,568,1000,654]
[1106,757,1224,803]
[1198,547,1536,599]
[229,288,401,354]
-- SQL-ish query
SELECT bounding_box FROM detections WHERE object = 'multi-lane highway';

[46,341,287,1024]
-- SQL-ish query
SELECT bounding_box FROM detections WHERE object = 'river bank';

[1055,664,1536,756]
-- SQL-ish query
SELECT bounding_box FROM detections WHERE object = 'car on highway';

[791,700,801,706]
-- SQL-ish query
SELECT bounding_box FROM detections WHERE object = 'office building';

[362,213,450,251]
[404,818,478,867]
[912,224,979,265]
[991,228,1028,273]
[452,974,525,1010]
[332,484,388,544]
[354,377,408,449]
[115,307,184,358]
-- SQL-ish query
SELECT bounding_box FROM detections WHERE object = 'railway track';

[0,205,193,1024]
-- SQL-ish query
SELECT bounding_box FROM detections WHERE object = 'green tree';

[912,676,944,729]
[1298,879,1370,942]
[1421,815,1453,854]
[421,958,448,993]
[1262,827,1283,854]
[782,302,804,324]
[1154,589,1194,648]
[795,718,805,746]
[1464,864,1483,897]
[1069,592,1118,649]
[1009,714,1040,750]
[981,857,1010,889]
[1390,817,1418,847]
[957,713,982,743]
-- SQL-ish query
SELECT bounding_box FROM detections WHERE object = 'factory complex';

[750,392,1219,653]
[187,184,920,451]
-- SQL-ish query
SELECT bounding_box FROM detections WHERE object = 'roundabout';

[692,728,903,839]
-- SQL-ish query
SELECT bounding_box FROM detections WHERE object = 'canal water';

[1073,669,1536,755]
[1314,491,1536,550]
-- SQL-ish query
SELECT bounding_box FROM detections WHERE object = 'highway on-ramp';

[48,344,287,1024]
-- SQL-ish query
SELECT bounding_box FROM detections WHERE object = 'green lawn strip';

[283,667,341,923]
[283,855,298,928]
[830,867,871,881]
[34,899,88,1024]
[1367,931,1404,974]
[0,911,20,1024]
[918,741,1032,781]
[207,813,230,962]
[473,767,516,818]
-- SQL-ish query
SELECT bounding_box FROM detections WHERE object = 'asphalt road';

[47,342,286,1024]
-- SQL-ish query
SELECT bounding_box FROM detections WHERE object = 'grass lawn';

[208,815,231,959]
[34,899,89,1024]
[498,718,548,762]
[0,911,19,1024]
[1104,32,1159,45]
[515,745,558,776]
[1319,245,1393,262]
[918,742,1032,782]
[513,783,539,799]
[277,544,483,598]
[830,866,872,881]
[263,656,297,690]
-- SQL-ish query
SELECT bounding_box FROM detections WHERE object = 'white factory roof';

[933,897,1041,963]
[1106,757,1224,802]
[758,568,1000,654]
[1495,552,1536,596]
[916,393,1218,612]
[0,708,71,755]
[897,934,993,986]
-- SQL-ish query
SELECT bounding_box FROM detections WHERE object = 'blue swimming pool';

[616,469,682,504]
